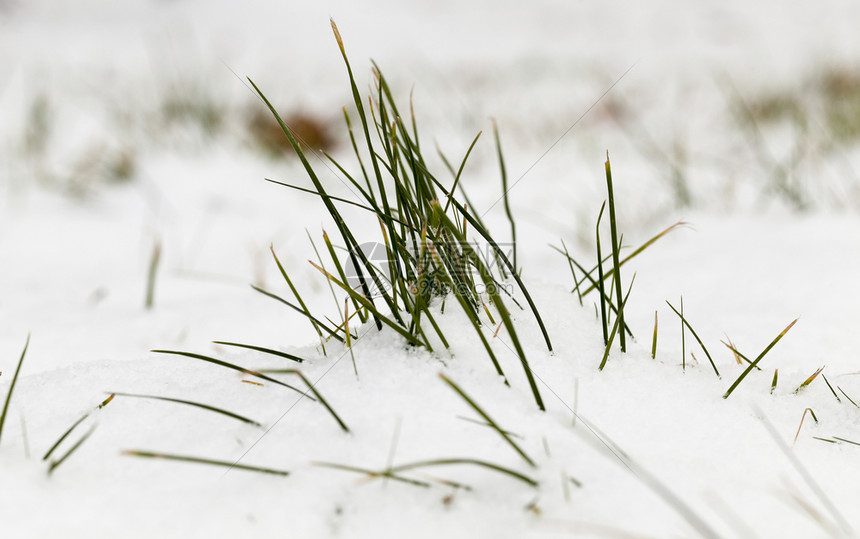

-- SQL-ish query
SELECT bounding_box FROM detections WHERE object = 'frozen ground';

[2,1,860,538]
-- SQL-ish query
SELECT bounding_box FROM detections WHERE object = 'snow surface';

[2,1,860,537]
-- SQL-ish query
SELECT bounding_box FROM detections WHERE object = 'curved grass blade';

[0,333,30,449]
[272,369,349,432]
[111,392,261,427]
[124,450,290,476]
[251,284,344,343]
[389,458,538,488]
[723,319,797,399]
[440,374,534,467]
[213,341,305,363]
[48,423,97,475]
[43,393,115,461]
[151,350,310,398]
[666,300,719,377]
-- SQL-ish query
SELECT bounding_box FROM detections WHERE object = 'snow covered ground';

[2,1,860,537]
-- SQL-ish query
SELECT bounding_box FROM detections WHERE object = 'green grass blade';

[48,424,97,475]
[440,374,534,467]
[388,458,538,488]
[0,333,30,449]
[837,386,859,407]
[771,369,779,394]
[820,374,840,402]
[270,369,349,432]
[492,122,517,271]
[433,205,543,410]
[595,202,609,345]
[651,311,658,360]
[123,450,290,476]
[723,319,798,399]
[308,261,426,348]
[313,461,430,488]
[604,153,626,352]
[598,275,636,371]
[111,392,261,427]
[666,301,719,377]
[151,349,310,398]
[43,393,114,461]
[250,284,344,343]
[213,341,305,363]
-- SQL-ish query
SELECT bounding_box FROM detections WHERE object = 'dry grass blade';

[124,450,290,476]
[151,349,310,398]
[0,334,30,449]
[111,392,262,427]
[723,319,798,399]
[651,311,658,360]
[794,366,824,394]
[793,408,819,445]
[313,461,431,488]
[440,374,534,467]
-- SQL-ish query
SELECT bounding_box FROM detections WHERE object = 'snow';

[2,1,860,537]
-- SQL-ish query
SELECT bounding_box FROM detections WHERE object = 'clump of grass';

[246,19,552,409]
